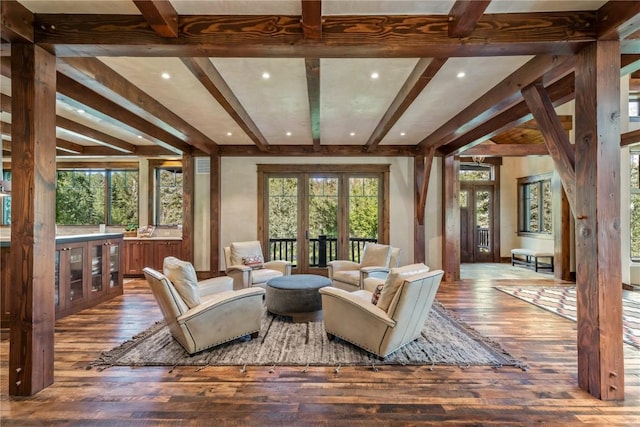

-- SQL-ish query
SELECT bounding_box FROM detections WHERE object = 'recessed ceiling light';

[350,132,355,136]
[137,135,143,139]
[77,109,85,114]
[262,72,270,80]
[457,71,466,78]
[400,132,406,136]
[286,131,292,136]
[371,72,379,79]
[161,72,171,80]
[226,132,232,136]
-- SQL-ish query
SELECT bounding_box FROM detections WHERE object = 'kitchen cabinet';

[124,238,183,276]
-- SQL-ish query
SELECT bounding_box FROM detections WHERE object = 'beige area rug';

[89,301,526,370]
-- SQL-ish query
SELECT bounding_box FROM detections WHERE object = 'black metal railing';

[269,236,377,267]
[476,227,490,251]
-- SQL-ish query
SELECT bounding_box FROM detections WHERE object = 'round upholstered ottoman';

[265,274,331,322]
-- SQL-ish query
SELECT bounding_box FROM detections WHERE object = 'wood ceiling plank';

[416,55,575,153]
[364,58,447,152]
[597,1,640,40]
[56,73,189,154]
[58,58,217,155]
[34,12,596,57]
[442,73,575,157]
[521,82,576,215]
[181,57,270,152]
[1,0,33,43]
[133,0,178,38]
[462,142,549,157]
[305,58,321,151]
[448,0,492,38]
[301,0,322,40]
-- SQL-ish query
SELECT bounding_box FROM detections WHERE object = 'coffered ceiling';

[1,0,639,159]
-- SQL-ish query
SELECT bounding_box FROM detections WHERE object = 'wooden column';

[552,172,572,281]
[414,155,426,263]
[9,43,57,396]
[442,156,460,282]
[181,153,194,262]
[574,40,624,400]
[209,155,221,276]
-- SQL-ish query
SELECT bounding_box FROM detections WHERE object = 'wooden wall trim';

[442,156,460,282]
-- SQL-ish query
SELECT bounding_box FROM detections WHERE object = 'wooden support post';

[575,40,624,400]
[181,153,194,262]
[9,43,57,396]
[209,155,221,276]
[552,172,572,281]
[414,155,426,263]
[442,156,460,282]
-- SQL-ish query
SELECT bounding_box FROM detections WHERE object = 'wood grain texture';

[575,40,624,400]
[181,154,194,263]
[33,12,596,57]
[305,58,321,150]
[448,0,491,38]
[209,155,221,276]
[414,156,426,263]
[2,266,638,424]
[0,0,33,43]
[9,44,57,396]
[133,0,178,38]
[301,0,322,40]
[442,156,460,282]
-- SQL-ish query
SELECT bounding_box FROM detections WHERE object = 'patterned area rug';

[496,286,640,349]
[89,302,525,370]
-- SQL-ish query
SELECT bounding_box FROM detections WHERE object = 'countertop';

[0,233,125,248]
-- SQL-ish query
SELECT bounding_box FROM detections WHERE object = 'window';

[518,174,552,235]
[56,169,139,226]
[630,94,639,122]
[460,163,493,181]
[631,152,640,260]
[154,166,183,226]
[1,170,10,225]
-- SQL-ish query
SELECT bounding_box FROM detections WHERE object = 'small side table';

[265,274,331,322]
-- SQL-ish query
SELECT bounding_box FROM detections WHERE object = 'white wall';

[211,156,442,272]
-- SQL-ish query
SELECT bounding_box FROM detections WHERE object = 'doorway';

[259,165,389,274]
[459,160,501,263]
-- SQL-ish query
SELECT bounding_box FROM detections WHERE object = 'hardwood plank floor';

[1,263,639,426]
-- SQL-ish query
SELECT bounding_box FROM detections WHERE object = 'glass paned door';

[308,176,339,268]
[348,177,379,261]
[267,176,299,267]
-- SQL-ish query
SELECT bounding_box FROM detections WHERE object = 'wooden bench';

[510,249,554,272]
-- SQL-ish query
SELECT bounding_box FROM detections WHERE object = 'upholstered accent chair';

[143,267,265,355]
[223,240,292,290]
[319,264,443,359]
[327,242,400,292]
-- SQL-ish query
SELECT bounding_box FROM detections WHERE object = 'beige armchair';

[143,267,265,355]
[327,242,400,292]
[223,240,292,290]
[319,264,443,359]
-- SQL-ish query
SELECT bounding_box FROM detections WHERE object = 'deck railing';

[476,227,490,251]
[268,236,377,267]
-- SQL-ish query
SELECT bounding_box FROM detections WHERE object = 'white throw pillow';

[163,257,200,309]
[376,263,430,312]
[230,241,264,267]
[360,243,392,268]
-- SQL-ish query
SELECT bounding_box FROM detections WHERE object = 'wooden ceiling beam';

[416,54,576,152]
[56,116,137,154]
[621,54,640,75]
[181,57,270,152]
[56,73,189,154]
[461,142,549,157]
[442,73,575,156]
[0,120,10,136]
[416,147,436,226]
[621,129,640,147]
[0,0,33,43]
[365,58,447,152]
[218,144,416,157]
[448,0,492,38]
[133,0,179,38]
[522,82,576,215]
[305,58,321,151]
[301,0,322,40]
[597,1,640,40]
[57,58,217,155]
[34,12,596,57]
[55,138,85,154]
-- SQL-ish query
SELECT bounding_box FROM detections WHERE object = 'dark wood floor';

[1,263,639,426]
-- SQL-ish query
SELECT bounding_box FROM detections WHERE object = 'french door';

[259,165,389,274]
[460,183,498,263]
